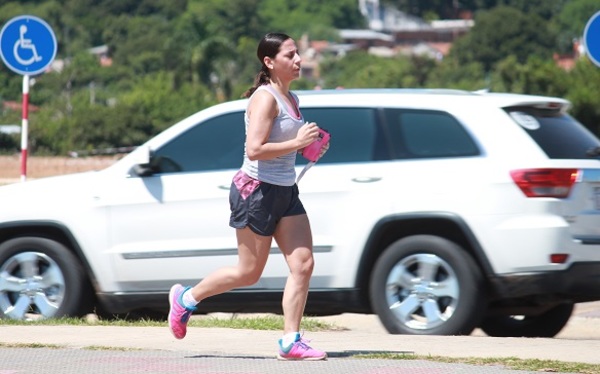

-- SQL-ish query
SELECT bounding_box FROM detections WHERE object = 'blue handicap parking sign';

[584,11,600,68]
[0,15,57,76]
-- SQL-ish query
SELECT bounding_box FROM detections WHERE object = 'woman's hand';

[296,122,320,150]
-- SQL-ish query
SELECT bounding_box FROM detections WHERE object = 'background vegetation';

[0,0,599,156]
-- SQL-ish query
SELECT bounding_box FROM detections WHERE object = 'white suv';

[2,89,600,338]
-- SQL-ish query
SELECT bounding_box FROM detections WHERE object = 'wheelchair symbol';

[13,25,42,66]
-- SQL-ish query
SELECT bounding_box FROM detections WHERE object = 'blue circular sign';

[584,11,600,68]
[0,15,57,75]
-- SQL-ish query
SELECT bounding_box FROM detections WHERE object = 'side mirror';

[131,146,157,177]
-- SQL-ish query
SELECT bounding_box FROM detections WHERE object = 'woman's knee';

[236,268,263,286]
[292,255,314,279]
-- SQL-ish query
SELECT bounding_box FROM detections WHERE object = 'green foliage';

[31,71,213,155]
[258,0,364,39]
[320,51,434,89]
[0,68,23,102]
[555,0,600,53]
[565,60,600,136]
[0,0,599,155]
[381,0,569,20]
[490,55,569,97]
[449,6,556,72]
[426,59,487,90]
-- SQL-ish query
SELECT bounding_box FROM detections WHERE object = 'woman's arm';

[246,90,318,161]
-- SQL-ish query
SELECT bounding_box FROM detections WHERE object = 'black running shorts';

[229,170,306,236]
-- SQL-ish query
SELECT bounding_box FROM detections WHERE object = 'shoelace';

[296,337,314,351]
[180,308,194,323]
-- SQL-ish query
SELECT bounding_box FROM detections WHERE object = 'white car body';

[2,89,600,337]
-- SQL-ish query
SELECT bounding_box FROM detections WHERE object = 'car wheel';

[0,237,88,320]
[480,303,574,338]
[369,235,486,335]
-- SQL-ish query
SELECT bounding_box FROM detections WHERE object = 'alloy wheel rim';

[385,253,460,330]
[0,251,65,319]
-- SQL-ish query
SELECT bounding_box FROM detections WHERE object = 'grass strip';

[356,352,600,374]
[0,314,340,332]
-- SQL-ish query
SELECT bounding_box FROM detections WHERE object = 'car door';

[101,111,253,292]
[259,107,397,289]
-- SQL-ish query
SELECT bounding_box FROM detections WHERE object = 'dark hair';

[242,32,291,98]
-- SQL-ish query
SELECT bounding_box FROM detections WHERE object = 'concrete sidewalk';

[1,319,600,365]
[2,302,600,374]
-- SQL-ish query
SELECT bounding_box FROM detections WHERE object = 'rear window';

[507,107,600,159]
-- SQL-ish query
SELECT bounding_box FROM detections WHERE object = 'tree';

[495,0,568,20]
[426,59,487,91]
[320,51,425,89]
[382,0,568,20]
[3,0,600,153]
[565,59,600,135]
[449,6,556,72]
[490,55,569,97]
[188,0,264,43]
[258,0,364,40]
[554,0,600,53]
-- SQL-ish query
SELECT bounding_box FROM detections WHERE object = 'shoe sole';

[277,354,328,361]
[168,284,185,339]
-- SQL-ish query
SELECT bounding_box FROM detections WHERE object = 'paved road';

[0,347,552,374]
[1,302,600,373]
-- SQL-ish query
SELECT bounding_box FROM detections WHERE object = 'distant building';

[344,0,473,59]
[338,29,394,49]
[88,45,113,67]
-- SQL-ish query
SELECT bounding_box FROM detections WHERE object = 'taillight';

[510,168,578,198]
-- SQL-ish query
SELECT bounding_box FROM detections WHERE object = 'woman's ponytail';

[242,67,270,98]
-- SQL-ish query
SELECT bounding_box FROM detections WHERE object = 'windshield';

[506,106,600,159]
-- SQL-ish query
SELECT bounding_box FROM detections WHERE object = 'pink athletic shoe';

[168,284,196,339]
[277,335,327,361]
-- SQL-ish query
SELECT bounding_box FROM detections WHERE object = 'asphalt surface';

[2,302,600,373]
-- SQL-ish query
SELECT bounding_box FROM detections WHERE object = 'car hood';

[0,171,103,221]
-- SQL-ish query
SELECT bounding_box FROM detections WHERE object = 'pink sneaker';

[277,335,327,361]
[168,284,196,339]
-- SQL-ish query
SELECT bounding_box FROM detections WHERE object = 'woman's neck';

[269,78,290,95]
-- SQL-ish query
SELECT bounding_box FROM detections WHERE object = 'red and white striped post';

[20,75,29,182]
[0,16,57,182]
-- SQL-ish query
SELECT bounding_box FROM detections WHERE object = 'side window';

[385,109,479,159]
[299,108,388,164]
[153,112,245,173]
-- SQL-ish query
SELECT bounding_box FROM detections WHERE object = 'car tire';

[369,235,486,335]
[479,302,574,338]
[0,237,88,320]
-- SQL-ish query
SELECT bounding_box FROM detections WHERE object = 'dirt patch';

[0,155,120,184]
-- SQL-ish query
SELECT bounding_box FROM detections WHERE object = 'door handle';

[351,177,382,183]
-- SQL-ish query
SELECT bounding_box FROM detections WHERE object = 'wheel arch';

[0,221,100,290]
[356,212,495,307]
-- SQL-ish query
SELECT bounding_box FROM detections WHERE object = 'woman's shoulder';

[250,86,277,104]
[247,86,278,116]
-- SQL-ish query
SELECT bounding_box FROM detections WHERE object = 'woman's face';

[269,38,302,81]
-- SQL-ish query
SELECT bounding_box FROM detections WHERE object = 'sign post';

[0,15,57,181]
[584,11,600,68]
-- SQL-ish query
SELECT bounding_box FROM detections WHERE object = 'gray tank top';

[241,85,304,186]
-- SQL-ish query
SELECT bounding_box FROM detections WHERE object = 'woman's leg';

[168,227,272,339]
[190,227,272,301]
[273,214,314,334]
